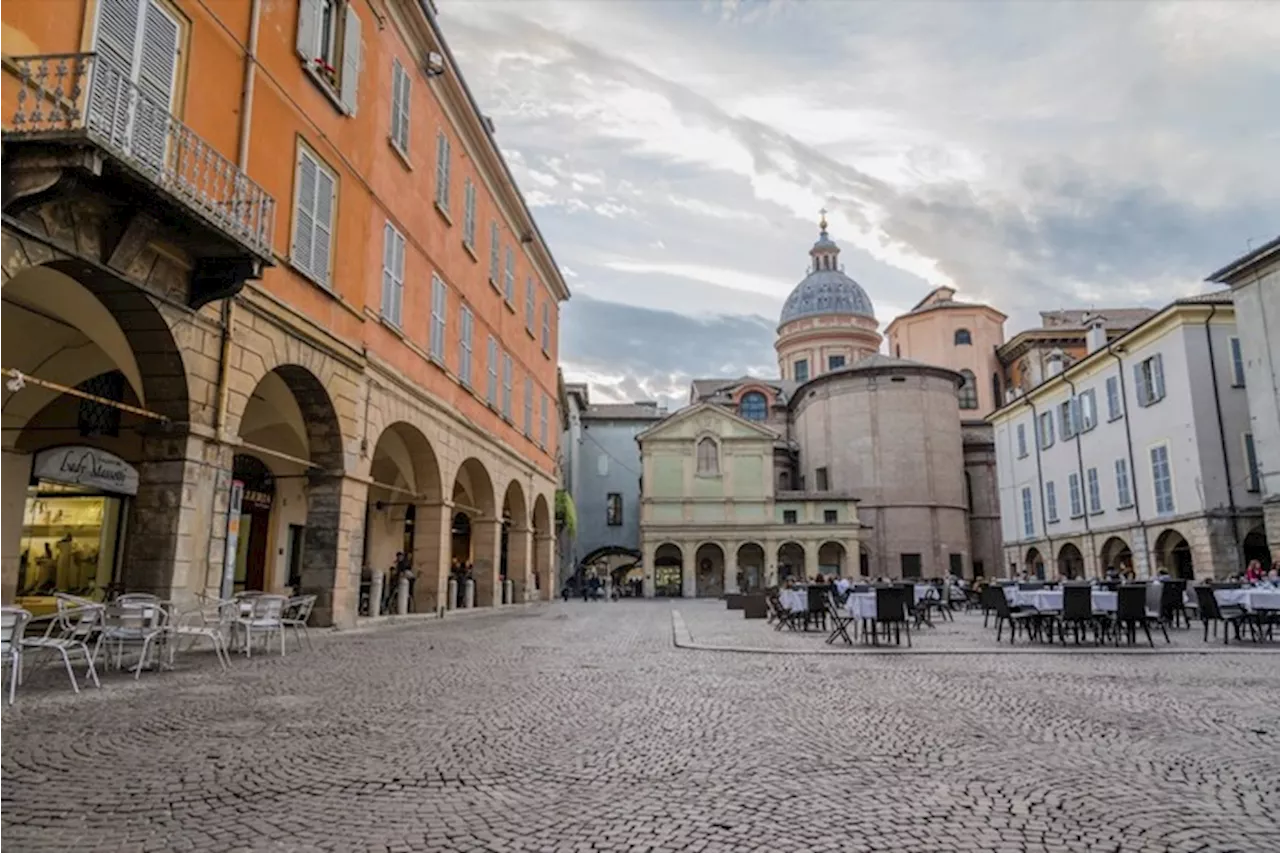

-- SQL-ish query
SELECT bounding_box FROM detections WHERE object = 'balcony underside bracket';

[191,257,260,310]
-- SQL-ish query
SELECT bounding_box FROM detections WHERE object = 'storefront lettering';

[32,446,140,496]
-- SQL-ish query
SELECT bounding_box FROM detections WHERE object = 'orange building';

[1,0,569,625]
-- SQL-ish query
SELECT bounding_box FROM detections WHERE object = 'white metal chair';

[95,599,169,679]
[281,594,317,651]
[2,606,32,705]
[234,594,288,658]
[21,599,103,693]
[167,600,234,671]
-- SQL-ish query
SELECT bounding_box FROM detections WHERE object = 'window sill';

[1231,382,1245,389]
[434,200,453,226]
[525,326,536,339]
[1047,518,1060,525]
[1089,509,1104,516]
[388,137,412,170]
[380,316,406,338]
[542,346,550,359]
[302,63,348,115]
[1069,513,1085,520]
[1108,414,1123,423]
[463,241,478,262]
[504,299,515,314]
[1117,502,1134,510]
[489,276,503,294]
[288,258,338,299]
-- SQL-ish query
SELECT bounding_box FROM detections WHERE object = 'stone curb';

[671,610,1280,657]
[334,601,549,636]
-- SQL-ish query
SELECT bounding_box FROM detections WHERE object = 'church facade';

[636,217,1003,595]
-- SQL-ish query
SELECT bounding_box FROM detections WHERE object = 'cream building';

[637,403,862,597]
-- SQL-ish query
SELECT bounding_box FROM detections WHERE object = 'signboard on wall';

[32,446,140,495]
[220,480,245,599]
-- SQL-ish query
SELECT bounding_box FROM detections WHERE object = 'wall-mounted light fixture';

[425,51,445,78]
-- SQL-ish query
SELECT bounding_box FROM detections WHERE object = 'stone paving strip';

[4,601,1278,853]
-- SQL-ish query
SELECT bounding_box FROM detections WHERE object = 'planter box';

[742,594,768,619]
[725,594,745,610]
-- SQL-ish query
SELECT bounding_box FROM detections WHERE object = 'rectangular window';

[949,554,963,577]
[823,509,838,524]
[815,467,829,491]
[1115,457,1133,508]
[1135,353,1166,407]
[794,359,809,383]
[503,248,516,303]
[291,146,337,287]
[1059,400,1077,439]
[1244,433,1260,492]
[389,58,410,153]
[1079,389,1097,432]
[380,221,405,326]
[1106,376,1122,421]
[429,274,446,361]
[1021,487,1034,537]
[1046,481,1059,523]
[462,178,476,250]
[434,131,451,213]
[523,376,533,436]
[1230,337,1245,387]
[827,354,846,371]
[783,510,797,525]
[458,306,473,387]
[540,393,549,448]
[1150,444,1175,515]
[1038,411,1055,449]
[296,0,362,114]
[486,337,498,406]
[901,553,922,579]
[488,222,500,285]
[525,277,536,332]
[606,493,622,526]
[541,302,551,353]
[1017,423,1028,458]
[1068,472,1083,518]
[1086,466,1102,514]
[501,353,513,419]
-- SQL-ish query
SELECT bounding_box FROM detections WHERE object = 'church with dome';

[632,215,1005,597]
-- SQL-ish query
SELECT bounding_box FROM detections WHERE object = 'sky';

[440,0,1280,410]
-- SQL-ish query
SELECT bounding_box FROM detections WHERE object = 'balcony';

[4,53,275,308]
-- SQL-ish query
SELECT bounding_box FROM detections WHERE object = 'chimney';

[1046,348,1066,378]
[1085,314,1107,354]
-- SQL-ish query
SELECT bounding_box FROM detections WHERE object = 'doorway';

[232,455,275,592]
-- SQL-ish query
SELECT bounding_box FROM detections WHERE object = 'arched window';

[954,328,972,345]
[738,391,768,421]
[696,437,720,475]
[958,369,979,410]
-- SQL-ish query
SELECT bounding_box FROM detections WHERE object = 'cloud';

[442,0,1279,404]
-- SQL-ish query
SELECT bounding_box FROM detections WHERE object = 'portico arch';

[736,542,765,591]
[777,541,805,583]
[451,457,498,606]
[1024,547,1045,578]
[653,542,683,597]
[1099,536,1132,575]
[501,479,530,603]
[694,542,725,597]
[1154,529,1193,579]
[1056,542,1084,580]
[532,493,553,600]
[818,541,846,577]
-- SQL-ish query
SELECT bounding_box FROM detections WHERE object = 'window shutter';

[1152,354,1165,400]
[311,165,334,285]
[296,0,322,59]
[138,1,179,106]
[398,65,411,149]
[339,4,362,116]
[381,223,394,319]
[91,0,140,144]
[390,62,402,145]
[1133,363,1148,406]
[293,152,317,273]
[393,231,405,323]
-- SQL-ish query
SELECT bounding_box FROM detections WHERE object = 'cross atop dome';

[809,208,840,271]
[819,207,828,232]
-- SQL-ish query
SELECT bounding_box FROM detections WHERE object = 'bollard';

[604,577,613,601]
[446,577,458,611]
[397,576,410,615]
[464,578,475,609]
[503,578,514,605]
[368,572,384,617]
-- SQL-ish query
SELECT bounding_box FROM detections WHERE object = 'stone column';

[1,450,33,604]
[681,542,697,598]
[472,516,501,607]
[412,500,450,614]
[803,541,820,580]
[299,470,368,628]
[642,541,656,599]
[534,532,555,602]
[764,538,778,587]
[127,431,226,612]
[724,544,740,594]
[506,524,532,604]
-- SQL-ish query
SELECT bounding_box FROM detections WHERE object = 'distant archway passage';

[1024,548,1045,579]
[1242,526,1269,569]
[736,543,765,591]
[1154,529,1193,580]
[1056,543,1084,580]
[694,543,725,597]
[653,543,683,598]
[777,542,805,583]
[1099,536,1132,575]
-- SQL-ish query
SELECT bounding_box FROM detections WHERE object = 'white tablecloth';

[1215,589,1280,612]
[779,589,808,613]
[1005,588,1117,613]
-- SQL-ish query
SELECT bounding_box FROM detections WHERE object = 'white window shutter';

[1134,363,1148,406]
[312,166,334,284]
[399,70,410,149]
[381,223,394,317]
[293,152,317,273]
[339,4,362,116]
[1152,354,1165,400]
[393,232,405,324]
[296,0,322,60]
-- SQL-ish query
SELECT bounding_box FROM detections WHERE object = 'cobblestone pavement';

[4,601,1280,853]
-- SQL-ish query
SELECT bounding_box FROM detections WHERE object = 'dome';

[779,214,876,325]
[780,269,876,324]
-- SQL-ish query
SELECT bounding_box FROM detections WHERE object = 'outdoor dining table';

[1215,588,1280,612]
[1004,588,1118,612]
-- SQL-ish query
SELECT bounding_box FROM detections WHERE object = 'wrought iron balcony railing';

[7,53,275,261]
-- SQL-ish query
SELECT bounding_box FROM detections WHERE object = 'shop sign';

[32,446,139,496]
